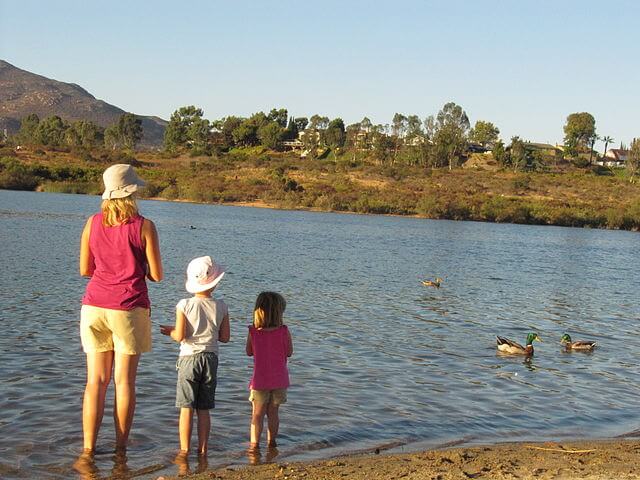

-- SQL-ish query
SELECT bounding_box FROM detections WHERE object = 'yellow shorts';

[80,305,151,355]
[249,388,287,406]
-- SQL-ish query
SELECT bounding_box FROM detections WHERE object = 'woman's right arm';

[79,217,95,277]
[142,219,163,282]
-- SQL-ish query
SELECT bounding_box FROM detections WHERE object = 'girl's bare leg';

[250,402,267,448]
[83,351,114,452]
[179,407,194,452]
[266,403,280,447]
[112,353,140,450]
[196,409,210,454]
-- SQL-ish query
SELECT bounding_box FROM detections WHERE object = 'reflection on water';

[1,190,639,479]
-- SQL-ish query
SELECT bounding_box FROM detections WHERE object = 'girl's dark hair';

[253,291,286,328]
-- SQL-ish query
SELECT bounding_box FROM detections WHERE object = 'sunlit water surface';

[0,189,639,479]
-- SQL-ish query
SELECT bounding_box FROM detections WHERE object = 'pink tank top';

[249,325,290,390]
[82,213,150,310]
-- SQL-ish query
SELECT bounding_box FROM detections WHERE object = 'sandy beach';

[160,439,640,480]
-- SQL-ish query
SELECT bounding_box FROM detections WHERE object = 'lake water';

[1,189,639,479]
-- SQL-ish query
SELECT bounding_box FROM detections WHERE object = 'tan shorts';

[80,305,151,354]
[249,388,287,406]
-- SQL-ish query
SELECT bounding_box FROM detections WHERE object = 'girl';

[79,164,163,453]
[245,292,293,450]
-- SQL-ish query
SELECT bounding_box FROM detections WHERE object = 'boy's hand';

[159,325,174,336]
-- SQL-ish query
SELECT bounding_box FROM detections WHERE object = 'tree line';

[8,103,640,178]
[13,113,143,150]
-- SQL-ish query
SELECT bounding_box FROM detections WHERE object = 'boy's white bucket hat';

[102,164,146,200]
[185,256,226,293]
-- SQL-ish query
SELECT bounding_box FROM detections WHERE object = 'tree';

[627,138,640,180]
[294,117,309,132]
[391,113,408,138]
[509,136,529,172]
[308,114,329,131]
[601,135,614,158]
[35,116,67,146]
[282,117,299,141]
[104,125,120,150]
[324,118,346,149]
[232,112,268,146]
[164,106,205,150]
[118,113,143,149]
[267,108,288,128]
[257,122,284,149]
[212,116,243,148]
[563,112,596,154]
[406,115,423,141]
[492,140,507,166]
[186,116,211,153]
[66,120,104,149]
[470,120,500,147]
[17,114,40,144]
[429,102,470,169]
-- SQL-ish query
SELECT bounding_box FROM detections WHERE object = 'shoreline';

[160,437,640,480]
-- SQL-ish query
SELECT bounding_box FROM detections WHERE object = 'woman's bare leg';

[83,351,114,451]
[112,353,140,450]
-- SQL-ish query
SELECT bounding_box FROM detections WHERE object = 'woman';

[79,164,163,453]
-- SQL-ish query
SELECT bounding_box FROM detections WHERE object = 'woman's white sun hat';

[185,256,226,294]
[102,164,146,200]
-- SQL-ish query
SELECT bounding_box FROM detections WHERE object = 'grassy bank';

[2,146,640,230]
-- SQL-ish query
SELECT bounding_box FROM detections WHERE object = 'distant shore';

[3,147,640,231]
[161,438,640,480]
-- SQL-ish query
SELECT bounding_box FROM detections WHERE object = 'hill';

[0,60,166,147]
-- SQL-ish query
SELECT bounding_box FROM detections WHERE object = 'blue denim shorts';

[176,352,218,410]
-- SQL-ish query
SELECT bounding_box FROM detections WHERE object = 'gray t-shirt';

[176,296,228,357]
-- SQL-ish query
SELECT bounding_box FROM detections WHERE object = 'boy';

[160,256,230,454]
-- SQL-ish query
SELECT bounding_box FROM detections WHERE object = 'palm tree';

[601,135,615,160]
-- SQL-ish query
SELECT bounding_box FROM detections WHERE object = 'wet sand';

[159,439,640,480]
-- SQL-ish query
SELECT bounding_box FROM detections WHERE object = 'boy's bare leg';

[266,402,280,447]
[83,351,114,451]
[113,353,140,451]
[179,407,194,452]
[196,409,210,455]
[250,402,267,449]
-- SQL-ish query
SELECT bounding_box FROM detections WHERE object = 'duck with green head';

[496,332,541,355]
[560,333,596,351]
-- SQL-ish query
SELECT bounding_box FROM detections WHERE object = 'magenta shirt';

[82,213,150,310]
[249,325,290,390]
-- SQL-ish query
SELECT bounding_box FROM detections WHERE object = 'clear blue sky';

[1,0,638,148]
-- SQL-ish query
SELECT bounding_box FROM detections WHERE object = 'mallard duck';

[496,333,541,355]
[422,277,443,288]
[560,333,596,351]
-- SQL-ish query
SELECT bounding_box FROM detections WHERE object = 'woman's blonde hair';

[253,291,286,329]
[101,195,139,227]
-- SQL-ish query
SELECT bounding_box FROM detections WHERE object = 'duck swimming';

[560,333,596,351]
[422,277,443,288]
[496,333,541,355]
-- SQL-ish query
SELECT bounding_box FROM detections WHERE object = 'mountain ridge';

[0,60,166,147]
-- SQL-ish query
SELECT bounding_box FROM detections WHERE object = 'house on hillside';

[523,142,563,153]
[281,139,304,152]
[598,148,628,167]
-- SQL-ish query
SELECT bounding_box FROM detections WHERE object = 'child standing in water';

[160,256,230,454]
[246,292,293,451]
